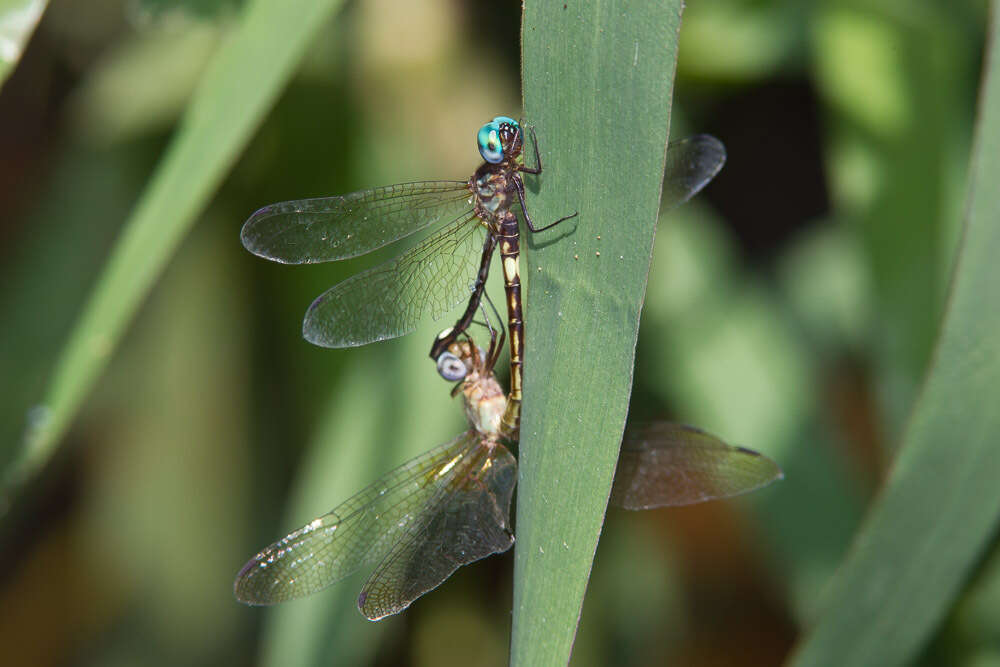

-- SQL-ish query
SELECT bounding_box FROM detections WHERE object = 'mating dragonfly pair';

[234,117,783,620]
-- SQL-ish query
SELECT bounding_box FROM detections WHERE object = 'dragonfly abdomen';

[496,212,523,438]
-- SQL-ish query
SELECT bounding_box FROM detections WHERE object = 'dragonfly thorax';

[439,339,506,438]
[462,377,505,438]
[470,163,518,221]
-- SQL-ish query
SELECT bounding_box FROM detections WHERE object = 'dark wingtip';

[678,423,709,436]
[732,445,785,484]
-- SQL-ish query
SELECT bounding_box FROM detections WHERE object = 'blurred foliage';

[135,0,243,21]
[0,0,996,666]
[0,0,46,89]
[791,7,1000,663]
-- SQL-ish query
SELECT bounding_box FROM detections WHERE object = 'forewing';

[358,442,517,621]
[610,423,783,510]
[241,181,471,264]
[303,215,488,348]
[662,135,727,210]
[234,432,478,605]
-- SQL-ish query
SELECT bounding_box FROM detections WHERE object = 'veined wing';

[303,214,488,348]
[662,135,727,210]
[610,423,782,510]
[358,441,516,620]
[241,181,471,264]
[234,431,482,605]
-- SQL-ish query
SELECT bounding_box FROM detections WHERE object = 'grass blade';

[790,5,1000,664]
[5,0,345,500]
[513,2,684,663]
[0,0,47,89]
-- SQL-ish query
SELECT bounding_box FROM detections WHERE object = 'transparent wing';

[234,431,482,605]
[303,215,489,348]
[662,135,727,210]
[240,181,471,264]
[358,442,516,620]
[610,423,783,510]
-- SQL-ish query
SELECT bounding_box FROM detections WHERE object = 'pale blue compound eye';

[477,121,505,163]
[436,351,468,382]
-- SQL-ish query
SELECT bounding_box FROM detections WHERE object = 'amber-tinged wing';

[610,423,782,510]
[240,181,471,264]
[358,442,516,620]
[234,431,483,605]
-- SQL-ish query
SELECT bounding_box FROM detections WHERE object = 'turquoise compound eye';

[478,116,521,163]
[492,115,518,129]
[477,121,504,163]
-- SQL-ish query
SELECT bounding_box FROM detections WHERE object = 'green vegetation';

[514,3,683,665]
[0,1,997,665]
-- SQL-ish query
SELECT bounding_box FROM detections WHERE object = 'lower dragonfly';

[241,117,727,438]
[234,304,782,620]
[234,314,518,620]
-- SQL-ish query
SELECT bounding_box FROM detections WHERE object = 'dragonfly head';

[435,339,487,383]
[436,350,469,382]
[477,116,521,164]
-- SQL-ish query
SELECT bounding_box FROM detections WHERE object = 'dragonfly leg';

[520,125,543,175]
[514,175,578,233]
[429,234,497,360]
[477,290,506,373]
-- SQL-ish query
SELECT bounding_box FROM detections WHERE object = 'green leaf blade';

[514,2,684,664]
[0,0,47,90]
[790,4,1000,665]
[5,0,346,499]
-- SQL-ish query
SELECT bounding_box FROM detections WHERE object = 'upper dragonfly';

[242,116,574,437]
[240,117,727,436]
[241,116,570,348]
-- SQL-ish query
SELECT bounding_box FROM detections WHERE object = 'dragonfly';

[240,117,728,438]
[241,116,572,438]
[234,306,782,620]
[234,314,518,620]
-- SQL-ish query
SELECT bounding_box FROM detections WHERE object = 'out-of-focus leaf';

[5,0,345,503]
[777,224,871,351]
[953,543,1000,656]
[814,5,973,437]
[642,210,865,621]
[68,17,222,144]
[0,0,46,89]
[82,222,251,662]
[135,0,242,20]
[513,1,684,664]
[255,320,461,666]
[678,1,798,81]
[254,361,388,667]
[791,5,1000,664]
[0,146,144,476]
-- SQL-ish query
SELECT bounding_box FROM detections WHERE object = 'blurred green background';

[0,0,995,665]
